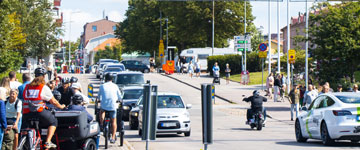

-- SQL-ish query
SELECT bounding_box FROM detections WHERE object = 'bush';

[207,52,262,76]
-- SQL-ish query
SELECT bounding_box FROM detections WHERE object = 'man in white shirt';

[9,71,22,90]
[303,84,318,108]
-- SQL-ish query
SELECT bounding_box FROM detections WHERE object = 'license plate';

[161,123,176,127]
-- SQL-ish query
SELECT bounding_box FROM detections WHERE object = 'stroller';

[213,71,220,84]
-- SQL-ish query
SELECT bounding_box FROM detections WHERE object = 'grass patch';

[0,71,23,83]
[228,71,285,85]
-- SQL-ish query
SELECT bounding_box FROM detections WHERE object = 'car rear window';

[116,74,144,85]
[123,89,143,99]
[336,95,360,104]
[106,67,122,72]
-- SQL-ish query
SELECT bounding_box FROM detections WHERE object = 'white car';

[138,92,192,137]
[296,92,360,145]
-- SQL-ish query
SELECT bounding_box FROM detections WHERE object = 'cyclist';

[22,68,65,149]
[57,77,75,106]
[98,73,122,144]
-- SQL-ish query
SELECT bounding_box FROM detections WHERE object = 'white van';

[179,47,237,72]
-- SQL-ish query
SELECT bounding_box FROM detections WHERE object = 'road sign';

[258,43,267,51]
[289,49,296,64]
[234,35,252,52]
[259,51,267,58]
[159,40,164,58]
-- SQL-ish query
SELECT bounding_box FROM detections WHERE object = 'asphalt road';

[63,73,360,150]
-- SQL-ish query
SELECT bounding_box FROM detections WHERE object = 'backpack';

[5,98,19,110]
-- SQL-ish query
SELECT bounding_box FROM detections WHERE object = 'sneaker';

[110,138,116,144]
[44,142,57,149]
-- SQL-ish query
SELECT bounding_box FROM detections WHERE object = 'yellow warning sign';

[159,40,165,58]
[288,49,296,64]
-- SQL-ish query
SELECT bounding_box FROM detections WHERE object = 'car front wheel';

[321,122,335,146]
[295,119,307,142]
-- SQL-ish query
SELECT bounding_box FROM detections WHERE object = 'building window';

[92,25,97,32]
[112,26,116,31]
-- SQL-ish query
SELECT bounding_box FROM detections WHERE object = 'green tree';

[94,45,122,63]
[309,2,360,84]
[116,0,255,54]
[63,39,80,61]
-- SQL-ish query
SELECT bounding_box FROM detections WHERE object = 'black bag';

[213,77,220,84]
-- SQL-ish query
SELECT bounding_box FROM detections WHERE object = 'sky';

[61,0,320,42]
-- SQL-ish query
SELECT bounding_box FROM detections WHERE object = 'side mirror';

[301,107,308,111]
[186,104,192,109]
[242,95,246,97]
[139,105,143,110]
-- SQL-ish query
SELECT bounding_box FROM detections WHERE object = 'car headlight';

[123,106,130,110]
[131,112,138,117]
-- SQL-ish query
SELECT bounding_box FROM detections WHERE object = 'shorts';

[101,109,117,119]
[22,109,58,128]
[195,68,200,73]
[7,118,22,133]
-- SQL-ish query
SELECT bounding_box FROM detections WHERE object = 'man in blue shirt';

[98,73,122,143]
[17,73,31,100]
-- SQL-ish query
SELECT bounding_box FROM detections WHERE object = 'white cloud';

[62,9,98,42]
[108,10,124,22]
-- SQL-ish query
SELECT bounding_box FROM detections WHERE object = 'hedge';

[207,52,262,76]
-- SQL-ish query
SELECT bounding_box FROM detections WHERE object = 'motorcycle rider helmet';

[52,90,61,101]
[70,76,78,83]
[61,77,70,84]
[253,90,260,96]
[34,67,46,77]
[71,94,83,105]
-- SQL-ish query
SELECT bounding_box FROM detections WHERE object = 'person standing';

[188,61,194,78]
[5,89,22,150]
[337,84,343,92]
[46,62,54,81]
[98,74,122,143]
[266,73,274,99]
[8,72,21,90]
[70,63,75,74]
[225,63,231,85]
[0,88,7,149]
[212,62,220,83]
[353,84,359,93]
[303,84,318,108]
[274,74,282,102]
[289,84,300,121]
[195,59,201,78]
[17,74,31,100]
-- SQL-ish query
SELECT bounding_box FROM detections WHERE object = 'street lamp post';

[166,18,169,60]
[67,11,80,71]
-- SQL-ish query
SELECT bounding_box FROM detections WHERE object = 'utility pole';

[277,0,281,74]
[212,0,215,56]
[305,0,309,91]
[268,0,272,74]
[244,0,247,72]
[287,0,291,93]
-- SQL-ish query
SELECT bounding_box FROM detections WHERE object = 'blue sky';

[61,0,319,42]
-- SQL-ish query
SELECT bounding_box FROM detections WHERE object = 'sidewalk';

[162,73,295,122]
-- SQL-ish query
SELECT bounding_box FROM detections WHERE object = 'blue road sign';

[259,43,267,51]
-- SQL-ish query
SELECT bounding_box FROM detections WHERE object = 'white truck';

[178,47,237,72]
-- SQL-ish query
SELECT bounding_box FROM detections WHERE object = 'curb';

[123,140,135,150]
[161,74,235,104]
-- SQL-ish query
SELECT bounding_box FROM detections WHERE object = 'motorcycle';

[243,95,265,131]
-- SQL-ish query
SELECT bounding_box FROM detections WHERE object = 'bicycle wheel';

[18,136,30,150]
[104,122,109,149]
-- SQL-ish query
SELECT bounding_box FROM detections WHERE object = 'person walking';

[98,74,122,143]
[225,63,231,85]
[274,74,282,102]
[353,84,359,93]
[46,62,54,81]
[8,72,21,90]
[195,59,201,78]
[265,73,274,99]
[188,61,194,78]
[289,84,300,121]
[303,84,318,108]
[0,88,7,149]
[212,62,220,84]
[5,89,22,150]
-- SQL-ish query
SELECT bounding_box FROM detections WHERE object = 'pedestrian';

[225,64,231,84]
[17,73,31,100]
[71,63,75,73]
[353,84,359,93]
[0,78,10,97]
[274,74,282,102]
[212,62,220,84]
[289,84,300,121]
[5,89,22,150]
[195,59,201,78]
[324,82,334,92]
[188,61,194,78]
[46,62,53,81]
[281,74,287,96]
[299,85,305,107]
[0,88,7,149]
[337,84,343,92]
[265,73,274,99]
[46,80,56,92]
[176,59,181,74]
[320,84,331,94]
[149,58,155,73]
[8,72,21,90]
[61,62,65,73]
[303,84,318,108]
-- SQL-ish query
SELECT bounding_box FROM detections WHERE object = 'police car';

[295,92,360,145]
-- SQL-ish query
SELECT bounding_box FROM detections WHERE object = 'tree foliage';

[94,45,122,63]
[116,0,255,54]
[309,2,360,84]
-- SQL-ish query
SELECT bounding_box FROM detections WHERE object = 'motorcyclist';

[22,68,65,149]
[65,94,93,123]
[57,77,75,106]
[243,90,267,124]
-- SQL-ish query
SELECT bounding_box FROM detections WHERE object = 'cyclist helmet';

[70,76,78,83]
[253,90,260,96]
[34,67,46,77]
[71,94,83,105]
[52,90,61,101]
[61,77,70,84]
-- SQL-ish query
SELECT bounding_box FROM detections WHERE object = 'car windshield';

[116,74,144,85]
[336,95,360,104]
[105,67,122,72]
[123,89,143,99]
[157,96,184,108]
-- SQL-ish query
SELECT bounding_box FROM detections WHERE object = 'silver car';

[138,92,192,137]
